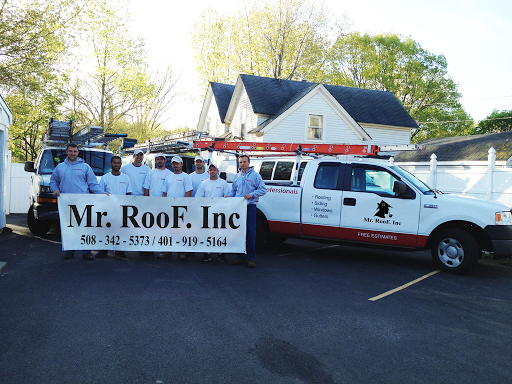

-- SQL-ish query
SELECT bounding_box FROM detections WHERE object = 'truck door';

[339,164,422,247]
[301,162,345,238]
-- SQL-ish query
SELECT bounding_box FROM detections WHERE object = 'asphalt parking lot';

[1,214,512,384]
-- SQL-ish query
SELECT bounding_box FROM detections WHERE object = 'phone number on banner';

[81,235,228,248]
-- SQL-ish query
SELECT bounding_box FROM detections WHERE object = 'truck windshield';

[38,149,114,176]
[390,165,434,194]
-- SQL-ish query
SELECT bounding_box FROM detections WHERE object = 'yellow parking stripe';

[369,270,440,301]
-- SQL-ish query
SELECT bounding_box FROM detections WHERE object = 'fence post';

[487,147,496,200]
[428,153,437,189]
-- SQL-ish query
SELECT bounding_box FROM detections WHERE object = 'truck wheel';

[27,206,51,236]
[431,228,480,274]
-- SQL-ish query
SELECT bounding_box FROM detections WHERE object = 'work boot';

[247,260,256,268]
[95,250,108,258]
[201,253,211,262]
[231,258,245,266]
[64,251,74,259]
[115,251,127,258]
[218,254,227,263]
[83,252,94,261]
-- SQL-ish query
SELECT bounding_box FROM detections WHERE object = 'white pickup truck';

[246,156,512,274]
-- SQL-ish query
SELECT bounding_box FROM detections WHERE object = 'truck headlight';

[495,211,512,225]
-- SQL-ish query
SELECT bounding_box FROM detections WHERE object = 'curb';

[0,261,6,272]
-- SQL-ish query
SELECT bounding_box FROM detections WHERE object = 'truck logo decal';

[375,200,392,218]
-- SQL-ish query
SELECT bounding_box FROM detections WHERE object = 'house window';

[308,114,323,140]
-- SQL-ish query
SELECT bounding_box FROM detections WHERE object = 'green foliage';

[191,0,349,90]
[326,32,472,141]
[471,109,512,135]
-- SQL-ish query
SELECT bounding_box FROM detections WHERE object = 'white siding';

[362,126,411,146]
[263,93,363,144]
[204,96,229,137]
[229,88,258,138]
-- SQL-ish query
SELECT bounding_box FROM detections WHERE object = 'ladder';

[192,140,425,156]
[192,140,425,186]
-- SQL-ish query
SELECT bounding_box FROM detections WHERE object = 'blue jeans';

[246,204,257,261]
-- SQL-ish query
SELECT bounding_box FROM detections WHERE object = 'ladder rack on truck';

[192,140,426,186]
[122,131,210,154]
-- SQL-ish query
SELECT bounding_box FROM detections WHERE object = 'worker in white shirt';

[143,154,171,196]
[97,155,132,258]
[195,162,231,263]
[120,149,150,196]
[189,156,209,197]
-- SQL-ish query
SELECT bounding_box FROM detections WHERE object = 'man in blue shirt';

[50,143,104,260]
[226,155,266,268]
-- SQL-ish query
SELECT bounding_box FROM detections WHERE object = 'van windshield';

[38,149,113,176]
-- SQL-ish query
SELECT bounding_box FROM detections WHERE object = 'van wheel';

[431,228,479,274]
[27,205,51,236]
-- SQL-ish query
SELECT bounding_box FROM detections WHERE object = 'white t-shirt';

[195,178,230,197]
[143,168,172,197]
[162,172,193,197]
[189,171,209,197]
[99,172,132,195]
[121,162,150,196]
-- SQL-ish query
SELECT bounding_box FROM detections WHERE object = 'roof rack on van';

[42,118,127,149]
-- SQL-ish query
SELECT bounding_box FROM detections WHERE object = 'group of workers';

[49,144,266,268]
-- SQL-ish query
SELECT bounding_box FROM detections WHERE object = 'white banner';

[57,194,247,253]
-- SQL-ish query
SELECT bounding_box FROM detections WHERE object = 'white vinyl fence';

[394,148,512,208]
[6,147,512,214]
[8,163,31,214]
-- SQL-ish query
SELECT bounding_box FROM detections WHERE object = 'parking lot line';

[369,270,440,301]
[278,244,339,257]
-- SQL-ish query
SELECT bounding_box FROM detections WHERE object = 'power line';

[417,116,512,125]
[404,94,512,107]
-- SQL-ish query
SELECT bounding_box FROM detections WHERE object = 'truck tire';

[431,228,480,274]
[27,205,51,236]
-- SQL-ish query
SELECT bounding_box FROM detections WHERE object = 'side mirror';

[393,180,415,199]
[24,161,36,173]
[393,180,407,194]
[219,172,227,180]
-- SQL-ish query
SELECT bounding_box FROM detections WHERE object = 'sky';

[129,0,512,130]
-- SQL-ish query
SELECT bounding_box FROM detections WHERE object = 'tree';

[191,0,349,90]
[325,32,473,141]
[66,0,152,132]
[471,109,512,135]
[0,0,85,162]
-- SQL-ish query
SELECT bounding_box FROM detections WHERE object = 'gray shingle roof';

[210,82,235,123]
[239,74,419,129]
[394,132,512,162]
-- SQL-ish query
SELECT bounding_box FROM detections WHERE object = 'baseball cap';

[154,153,167,160]
[133,149,144,155]
[171,155,183,163]
[208,162,219,169]
[195,156,205,162]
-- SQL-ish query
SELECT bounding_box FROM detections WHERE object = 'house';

[0,94,12,231]
[197,74,419,147]
[393,132,512,162]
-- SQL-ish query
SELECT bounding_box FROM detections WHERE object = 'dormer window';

[307,114,323,140]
